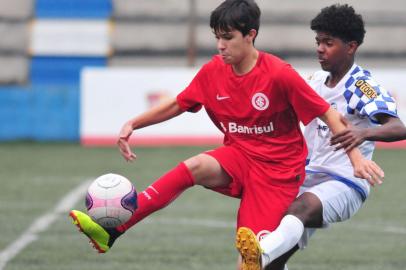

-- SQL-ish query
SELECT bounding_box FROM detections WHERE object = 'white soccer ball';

[86,173,137,228]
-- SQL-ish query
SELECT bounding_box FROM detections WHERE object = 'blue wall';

[0,85,79,141]
[30,56,108,85]
[0,0,112,142]
[0,57,106,141]
[36,0,112,19]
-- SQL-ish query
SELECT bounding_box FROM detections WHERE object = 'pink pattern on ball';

[90,196,123,208]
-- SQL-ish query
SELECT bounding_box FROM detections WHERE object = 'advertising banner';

[81,67,406,147]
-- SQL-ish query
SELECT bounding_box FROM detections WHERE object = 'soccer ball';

[86,173,137,228]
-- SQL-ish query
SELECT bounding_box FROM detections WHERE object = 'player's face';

[315,32,355,73]
[214,29,255,65]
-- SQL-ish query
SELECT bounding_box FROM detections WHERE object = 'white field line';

[0,180,90,270]
[143,217,406,235]
[143,217,235,228]
[348,223,406,235]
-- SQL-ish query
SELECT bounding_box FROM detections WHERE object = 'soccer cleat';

[69,210,123,253]
[236,227,263,270]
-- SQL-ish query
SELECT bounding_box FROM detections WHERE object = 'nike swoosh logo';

[216,94,230,100]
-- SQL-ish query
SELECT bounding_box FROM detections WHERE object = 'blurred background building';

[0,0,405,142]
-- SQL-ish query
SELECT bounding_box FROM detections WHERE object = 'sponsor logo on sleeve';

[355,80,378,99]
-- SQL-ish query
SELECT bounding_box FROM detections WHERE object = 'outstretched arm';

[319,107,384,186]
[117,98,184,161]
[331,114,406,152]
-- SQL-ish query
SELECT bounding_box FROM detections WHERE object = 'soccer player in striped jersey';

[236,4,406,270]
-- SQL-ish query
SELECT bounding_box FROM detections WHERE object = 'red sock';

[117,162,195,232]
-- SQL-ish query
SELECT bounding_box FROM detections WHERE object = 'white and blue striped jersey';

[304,64,398,201]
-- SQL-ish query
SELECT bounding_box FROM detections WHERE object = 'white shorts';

[297,180,364,249]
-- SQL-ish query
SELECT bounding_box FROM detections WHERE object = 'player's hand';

[117,122,137,162]
[353,158,384,186]
[330,115,367,152]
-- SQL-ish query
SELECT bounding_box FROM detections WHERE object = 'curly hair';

[311,4,366,45]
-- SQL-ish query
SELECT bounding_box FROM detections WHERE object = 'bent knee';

[184,154,211,176]
[183,154,230,187]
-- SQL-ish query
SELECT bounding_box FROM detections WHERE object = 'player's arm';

[331,114,406,151]
[117,98,184,161]
[319,107,384,186]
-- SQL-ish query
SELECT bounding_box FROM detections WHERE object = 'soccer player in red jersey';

[69,0,384,267]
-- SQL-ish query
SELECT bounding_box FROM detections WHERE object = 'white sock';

[260,215,304,267]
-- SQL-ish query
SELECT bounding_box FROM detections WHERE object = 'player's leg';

[266,245,299,270]
[257,191,322,267]
[118,153,231,231]
[235,185,320,269]
[70,151,233,253]
[260,180,364,268]
[235,169,301,270]
[121,145,244,231]
[235,215,303,270]
[236,253,294,270]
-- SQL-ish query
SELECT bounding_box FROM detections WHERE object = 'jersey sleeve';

[343,75,398,123]
[176,64,209,113]
[277,65,330,125]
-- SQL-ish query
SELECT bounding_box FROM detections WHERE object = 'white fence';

[80,67,406,146]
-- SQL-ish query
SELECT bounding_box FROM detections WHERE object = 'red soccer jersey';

[177,52,329,180]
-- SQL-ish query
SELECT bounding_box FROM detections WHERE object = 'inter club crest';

[257,230,271,241]
[252,93,269,111]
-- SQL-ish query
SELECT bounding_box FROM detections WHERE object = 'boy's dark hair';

[210,0,261,37]
[311,4,365,45]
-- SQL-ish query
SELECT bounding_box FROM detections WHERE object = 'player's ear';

[347,41,358,55]
[246,29,257,43]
